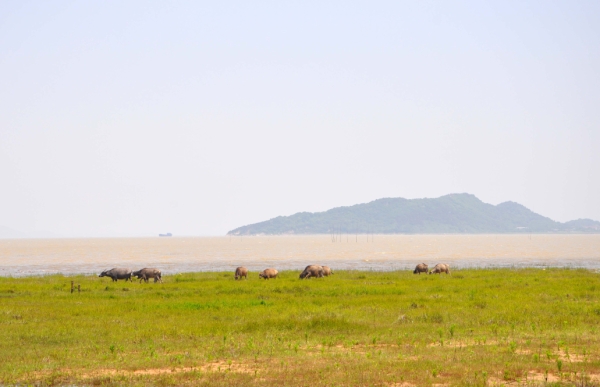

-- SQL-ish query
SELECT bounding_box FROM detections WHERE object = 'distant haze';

[1,1,599,237]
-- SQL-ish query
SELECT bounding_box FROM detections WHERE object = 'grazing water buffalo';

[259,268,278,279]
[429,263,450,275]
[133,268,163,283]
[413,263,428,274]
[322,266,333,276]
[235,267,248,280]
[99,268,133,282]
[299,265,324,279]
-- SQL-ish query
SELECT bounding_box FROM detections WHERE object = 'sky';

[1,1,599,237]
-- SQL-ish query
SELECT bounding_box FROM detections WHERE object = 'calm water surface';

[1,235,599,276]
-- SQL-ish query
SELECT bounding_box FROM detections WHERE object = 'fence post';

[71,281,74,294]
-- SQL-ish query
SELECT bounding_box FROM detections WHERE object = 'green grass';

[1,269,599,386]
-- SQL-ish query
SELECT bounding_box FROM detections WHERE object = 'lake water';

[1,234,599,277]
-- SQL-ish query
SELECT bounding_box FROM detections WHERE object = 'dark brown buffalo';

[99,268,133,282]
[299,265,323,279]
[235,266,248,280]
[133,268,163,283]
[413,263,428,274]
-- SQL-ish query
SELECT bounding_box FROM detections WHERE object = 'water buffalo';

[259,268,278,279]
[429,263,450,275]
[322,266,333,276]
[299,265,324,279]
[413,263,428,274]
[133,268,163,283]
[235,266,248,280]
[99,268,133,282]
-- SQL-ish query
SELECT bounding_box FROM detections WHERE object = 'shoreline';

[2,234,599,277]
[1,265,599,278]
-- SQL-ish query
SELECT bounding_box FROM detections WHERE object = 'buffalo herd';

[99,263,450,283]
[412,263,451,275]
[98,267,162,283]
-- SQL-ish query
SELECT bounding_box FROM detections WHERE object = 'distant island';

[159,233,172,237]
[227,193,600,235]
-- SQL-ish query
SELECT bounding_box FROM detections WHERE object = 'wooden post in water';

[70,281,74,294]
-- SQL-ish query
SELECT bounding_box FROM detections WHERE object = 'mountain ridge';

[227,193,600,235]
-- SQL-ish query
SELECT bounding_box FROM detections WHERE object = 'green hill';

[226,193,600,235]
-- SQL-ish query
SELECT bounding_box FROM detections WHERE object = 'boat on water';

[159,233,172,237]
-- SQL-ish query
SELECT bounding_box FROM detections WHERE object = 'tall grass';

[0,268,599,386]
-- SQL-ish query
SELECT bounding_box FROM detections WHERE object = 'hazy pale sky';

[1,1,599,237]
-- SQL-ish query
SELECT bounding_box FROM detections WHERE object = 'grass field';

[1,268,599,386]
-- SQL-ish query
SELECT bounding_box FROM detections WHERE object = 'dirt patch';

[428,341,466,348]
[556,350,587,362]
[313,343,401,353]
[516,349,587,362]
[426,340,591,364]
[486,372,559,386]
[83,361,258,377]
[485,377,518,386]
[29,360,261,381]
[526,372,561,383]
[428,339,499,348]
[487,371,600,386]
